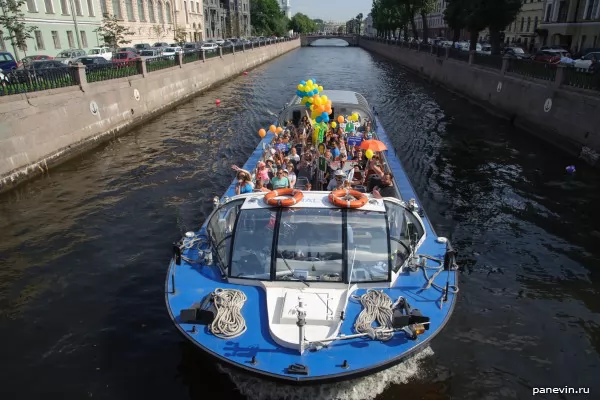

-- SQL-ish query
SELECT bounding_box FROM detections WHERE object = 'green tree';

[289,13,317,34]
[337,25,344,34]
[444,0,467,44]
[0,0,37,61]
[99,15,134,48]
[250,0,289,36]
[371,0,405,39]
[355,13,364,35]
[173,27,187,44]
[481,0,521,54]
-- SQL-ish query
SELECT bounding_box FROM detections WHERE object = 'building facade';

[1,0,104,60]
[203,0,249,40]
[364,13,376,37]
[504,0,544,51]
[539,0,600,52]
[279,0,291,19]
[173,0,204,42]
[100,0,177,45]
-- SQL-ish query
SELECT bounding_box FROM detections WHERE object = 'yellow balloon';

[297,84,304,90]
[331,121,337,128]
[352,113,359,121]
[321,95,328,102]
[318,85,323,91]
[307,80,313,86]
[365,149,374,159]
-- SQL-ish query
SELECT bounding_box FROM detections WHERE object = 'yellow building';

[505,0,545,50]
[539,0,600,52]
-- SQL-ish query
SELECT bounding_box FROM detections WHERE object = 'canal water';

[1,41,599,399]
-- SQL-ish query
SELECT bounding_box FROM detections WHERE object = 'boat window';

[275,208,343,282]
[207,199,244,272]
[347,210,389,282]
[384,201,425,272]
[230,208,276,280]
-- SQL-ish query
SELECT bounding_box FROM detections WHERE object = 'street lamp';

[68,0,82,48]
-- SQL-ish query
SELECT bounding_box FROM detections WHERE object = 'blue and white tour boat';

[165,89,459,384]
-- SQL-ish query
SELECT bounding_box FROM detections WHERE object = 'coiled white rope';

[209,288,248,339]
[353,290,395,341]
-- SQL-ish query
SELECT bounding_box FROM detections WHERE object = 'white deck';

[240,191,387,212]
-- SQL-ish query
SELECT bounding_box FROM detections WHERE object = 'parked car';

[87,47,113,60]
[531,49,565,63]
[23,60,71,80]
[478,44,492,55]
[502,47,529,59]
[200,43,219,51]
[214,39,225,45]
[134,43,152,55]
[152,42,170,48]
[220,41,234,48]
[117,47,137,54]
[573,47,600,60]
[55,49,87,64]
[139,49,161,60]
[0,52,18,72]
[72,57,111,66]
[112,51,139,64]
[17,55,53,69]
[183,42,202,53]
[573,51,600,71]
[162,47,183,59]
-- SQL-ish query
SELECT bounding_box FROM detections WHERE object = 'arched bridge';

[300,34,359,47]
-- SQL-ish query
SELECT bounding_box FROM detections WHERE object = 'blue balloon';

[312,90,318,96]
[566,165,576,174]
[305,103,311,108]
[312,78,317,83]
[300,80,306,85]
[316,116,322,123]
[321,112,328,118]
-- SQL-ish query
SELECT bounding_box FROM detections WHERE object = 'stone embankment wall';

[0,39,300,193]
[360,38,600,165]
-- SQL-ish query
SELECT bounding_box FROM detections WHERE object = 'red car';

[17,55,53,68]
[111,51,139,66]
[531,49,566,63]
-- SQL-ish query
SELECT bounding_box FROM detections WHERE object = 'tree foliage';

[355,13,364,35]
[174,27,187,44]
[250,0,290,36]
[99,15,134,48]
[372,0,522,53]
[289,13,317,33]
[0,0,37,60]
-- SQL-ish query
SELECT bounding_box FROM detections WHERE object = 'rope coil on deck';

[353,290,395,341]
[209,288,248,339]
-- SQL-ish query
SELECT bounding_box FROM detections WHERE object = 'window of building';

[86,0,94,15]
[585,0,597,19]
[165,2,171,23]
[81,31,88,47]
[44,0,54,13]
[534,16,539,31]
[34,30,45,50]
[545,5,552,21]
[74,0,82,15]
[60,0,69,14]
[520,17,524,31]
[148,0,155,22]
[184,1,188,23]
[158,1,164,23]
[52,30,61,48]
[126,0,134,20]
[526,17,531,32]
[67,30,75,48]
[112,0,121,18]
[138,0,145,21]
[26,0,38,12]
[196,1,199,12]
[100,0,107,15]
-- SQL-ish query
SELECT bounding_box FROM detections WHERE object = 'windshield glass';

[114,53,129,59]
[346,209,389,282]
[89,49,100,54]
[164,48,175,52]
[134,44,146,49]
[140,50,155,56]
[57,52,71,58]
[275,208,344,282]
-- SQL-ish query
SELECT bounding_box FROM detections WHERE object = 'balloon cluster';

[258,124,283,138]
[296,78,332,124]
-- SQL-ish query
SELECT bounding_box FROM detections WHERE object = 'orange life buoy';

[328,189,369,209]
[264,188,304,207]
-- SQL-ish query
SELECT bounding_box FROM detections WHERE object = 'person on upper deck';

[372,172,398,199]
[271,168,290,189]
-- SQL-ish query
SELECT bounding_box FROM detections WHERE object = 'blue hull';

[164,115,458,384]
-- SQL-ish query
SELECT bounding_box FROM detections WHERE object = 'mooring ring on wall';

[543,98,552,113]
[496,82,502,93]
[90,101,99,116]
[133,89,140,101]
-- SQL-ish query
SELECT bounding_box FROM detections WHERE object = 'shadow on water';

[0,45,599,399]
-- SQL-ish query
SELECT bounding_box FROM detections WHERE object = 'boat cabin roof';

[240,191,386,212]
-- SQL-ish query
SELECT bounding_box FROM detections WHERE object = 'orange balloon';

[337,115,344,123]
[259,128,266,137]
[269,125,276,133]
[319,105,325,112]
[276,126,283,133]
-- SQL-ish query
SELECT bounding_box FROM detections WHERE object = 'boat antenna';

[279,250,310,287]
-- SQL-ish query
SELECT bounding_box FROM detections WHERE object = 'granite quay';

[0,38,300,193]
[359,37,600,166]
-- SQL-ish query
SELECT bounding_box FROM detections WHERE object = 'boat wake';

[217,346,434,400]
